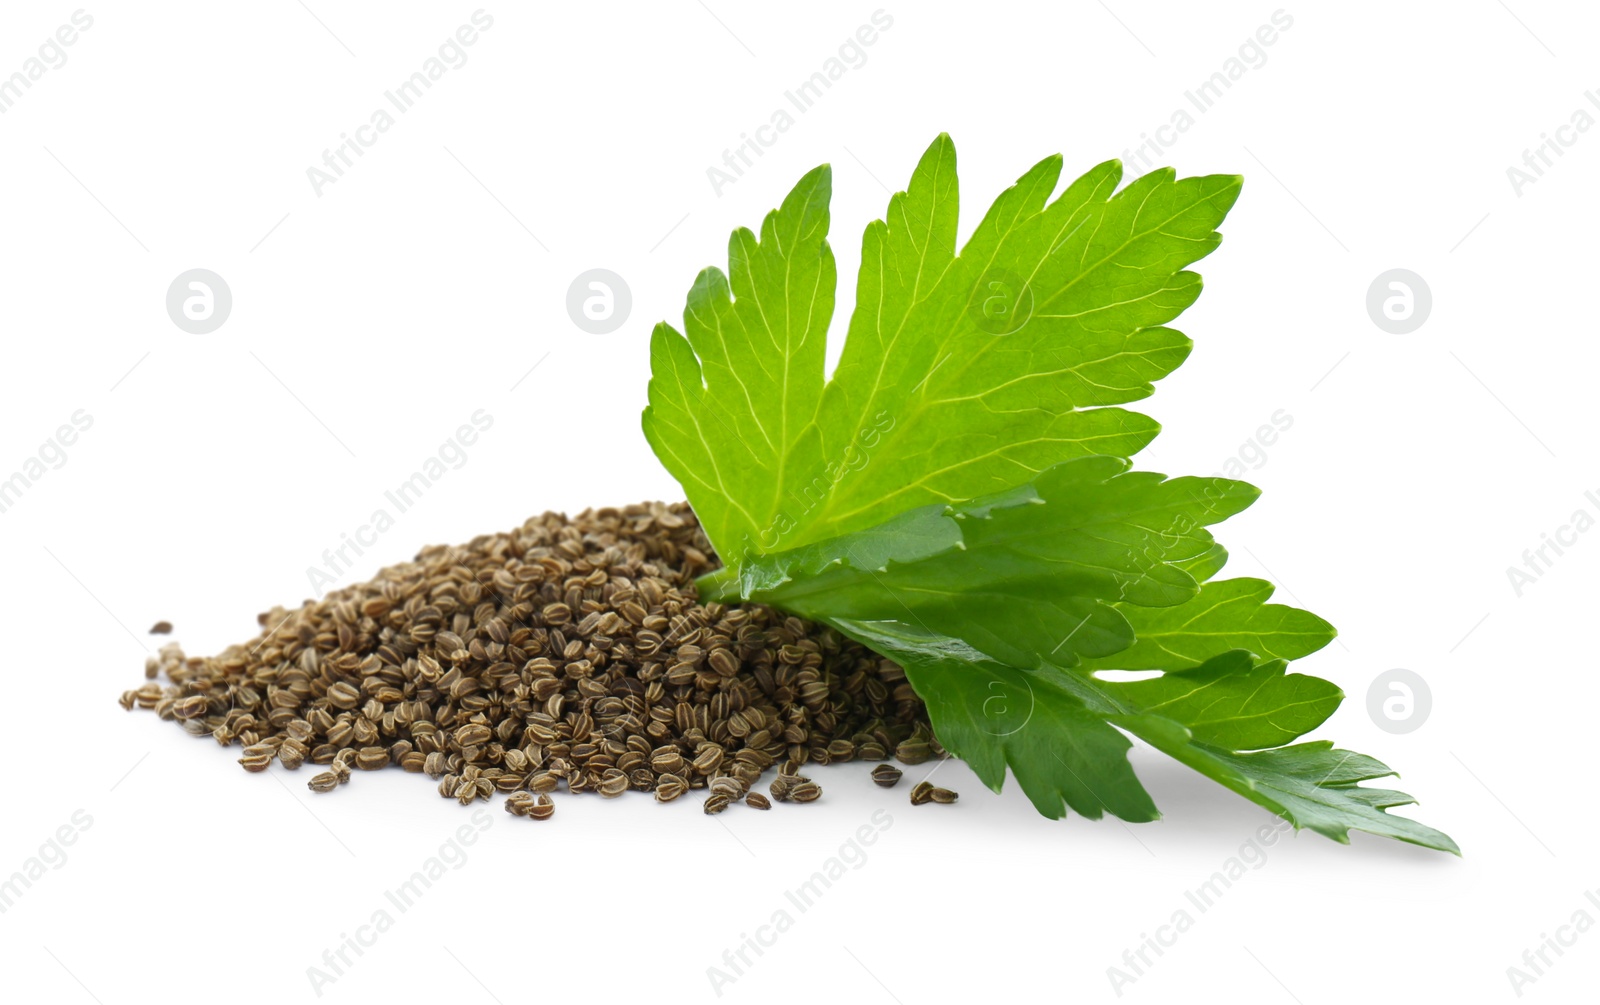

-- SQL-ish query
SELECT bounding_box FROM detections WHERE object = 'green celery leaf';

[1078,577,1337,672]
[1096,649,1342,750]
[834,617,1160,822]
[1116,715,1460,853]
[642,165,834,559]
[644,134,1241,562]
[698,456,1258,669]
[831,617,1456,853]
[642,137,1455,852]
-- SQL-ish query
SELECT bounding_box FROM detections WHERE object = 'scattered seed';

[308,772,339,793]
[529,794,555,820]
[871,764,903,788]
[745,792,771,810]
[278,743,307,770]
[704,793,731,815]
[929,786,959,804]
[790,781,822,803]
[238,752,273,772]
[910,781,934,805]
[149,620,173,635]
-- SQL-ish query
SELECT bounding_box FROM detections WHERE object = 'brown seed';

[117,503,937,818]
[707,648,740,676]
[655,775,688,802]
[308,771,339,793]
[789,781,821,803]
[730,762,762,787]
[529,795,555,820]
[238,752,273,772]
[859,742,889,761]
[278,743,307,770]
[326,721,355,748]
[769,775,795,802]
[896,740,933,765]
[650,749,686,774]
[910,781,934,805]
[703,793,731,814]
[871,764,903,788]
[326,682,361,710]
[929,786,958,804]
[692,744,725,775]
[745,792,771,810]
[149,621,173,635]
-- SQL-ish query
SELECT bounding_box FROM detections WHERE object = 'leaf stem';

[694,566,741,604]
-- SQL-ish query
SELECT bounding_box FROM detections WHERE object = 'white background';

[0,2,1594,1002]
